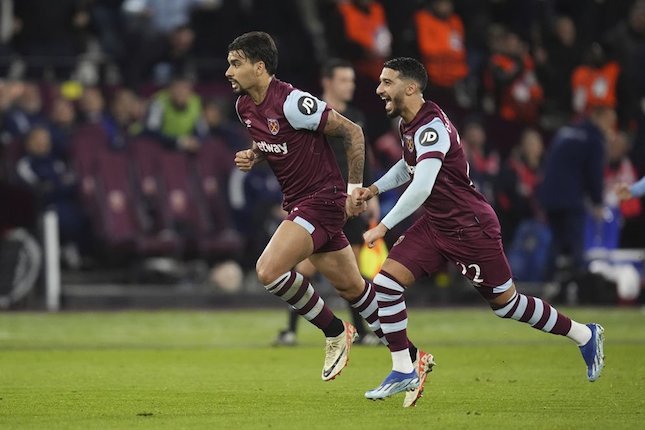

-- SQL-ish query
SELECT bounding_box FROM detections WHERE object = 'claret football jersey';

[399,101,497,231]
[235,78,345,210]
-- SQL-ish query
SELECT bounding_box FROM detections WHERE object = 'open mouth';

[381,95,392,111]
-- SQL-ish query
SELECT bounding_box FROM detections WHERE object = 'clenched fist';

[235,149,257,172]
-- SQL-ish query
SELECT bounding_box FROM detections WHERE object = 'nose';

[225,66,233,79]
[376,83,384,96]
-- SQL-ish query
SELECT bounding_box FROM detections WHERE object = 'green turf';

[1,308,644,429]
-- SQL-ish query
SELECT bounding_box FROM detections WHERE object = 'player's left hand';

[363,223,388,248]
[345,196,367,219]
[615,182,632,201]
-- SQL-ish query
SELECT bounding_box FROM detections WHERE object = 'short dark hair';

[321,58,353,79]
[383,57,428,92]
[228,32,279,75]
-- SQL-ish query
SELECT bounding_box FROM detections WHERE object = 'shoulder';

[414,117,449,146]
[283,88,327,131]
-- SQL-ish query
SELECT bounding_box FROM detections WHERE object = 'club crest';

[267,118,280,135]
[403,135,414,152]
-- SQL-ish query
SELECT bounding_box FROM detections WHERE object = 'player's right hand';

[352,187,374,205]
[234,149,256,172]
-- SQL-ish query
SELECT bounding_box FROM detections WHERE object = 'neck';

[323,92,347,113]
[400,95,425,124]
[249,76,273,105]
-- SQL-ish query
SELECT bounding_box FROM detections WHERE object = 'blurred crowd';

[1,0,645,292]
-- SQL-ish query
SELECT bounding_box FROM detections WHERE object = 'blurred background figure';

[571,43,620,117]
[414,0,468,110]
[144,76,207,152]
[13,0,90,80]
[535,15,581,126]
[496,127,544,245]
[331,0,391,82]
[484,29,543,126]
[1,82,45,144]
[539,106,616,283]
[16,126,89,268]
[461,118,499,204]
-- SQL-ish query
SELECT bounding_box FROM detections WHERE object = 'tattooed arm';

[323,109,365,189]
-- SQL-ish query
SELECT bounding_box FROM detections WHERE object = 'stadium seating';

[93,148,182,257]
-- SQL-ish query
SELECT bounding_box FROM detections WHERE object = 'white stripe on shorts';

[293,216,315,234]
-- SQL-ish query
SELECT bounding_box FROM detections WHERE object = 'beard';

[385,95,403,118]
[229,80,247,95]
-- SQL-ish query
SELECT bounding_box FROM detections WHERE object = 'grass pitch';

[1,307,644,429]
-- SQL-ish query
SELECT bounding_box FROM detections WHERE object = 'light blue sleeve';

[373,159,411,194]
[629,176,645,198]
[414,117,451,161]
[380,158,442,230]
[283,89,327,131]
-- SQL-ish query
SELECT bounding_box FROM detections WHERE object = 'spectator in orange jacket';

[414,0,468,90]
[336,0,391,81]
[571,43,620,115]
[485,31,543,124]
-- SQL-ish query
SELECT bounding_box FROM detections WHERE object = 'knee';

[333,277,365,301]
[256,258,281,286]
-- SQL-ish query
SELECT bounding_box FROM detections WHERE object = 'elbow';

[348,122,364,145]
[409,187,431,203]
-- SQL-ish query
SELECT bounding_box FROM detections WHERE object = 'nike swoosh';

[323,345,347,378]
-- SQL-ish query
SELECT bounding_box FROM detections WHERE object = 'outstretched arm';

[362,158,442,247]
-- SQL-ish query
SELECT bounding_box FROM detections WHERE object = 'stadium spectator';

[76,86,130,150]
[13,0,90,80]
[16,126,89,268]
[603,131,643,247]
[332,0,392,81]
[495,128,544,244]
[104,88,144,149]
[120,0,217,87]
[539,106,616,280]
[48,97,77,160]
[535,16,582,124]
[603,0,645,174]
[355,58,602,405]
[144,77,207,152]
[0,0,16,76]
[571,43,620,115]
[78,86,108,124]
[0,82,46,145]
[603,0,645,128]
[484,30,543,125]
[202,98,248,153]
[461,118,499,205]
[413,0,468,107]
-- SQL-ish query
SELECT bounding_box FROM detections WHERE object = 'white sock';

[567,321,592,346]
[392,349,414,373]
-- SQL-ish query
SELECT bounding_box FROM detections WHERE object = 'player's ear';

[405,81,417,96]
[255,60,265,77]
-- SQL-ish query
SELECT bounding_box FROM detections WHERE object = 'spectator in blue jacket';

[539,106,616,277]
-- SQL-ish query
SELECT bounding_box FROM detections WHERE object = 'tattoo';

[324,110,365,184]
